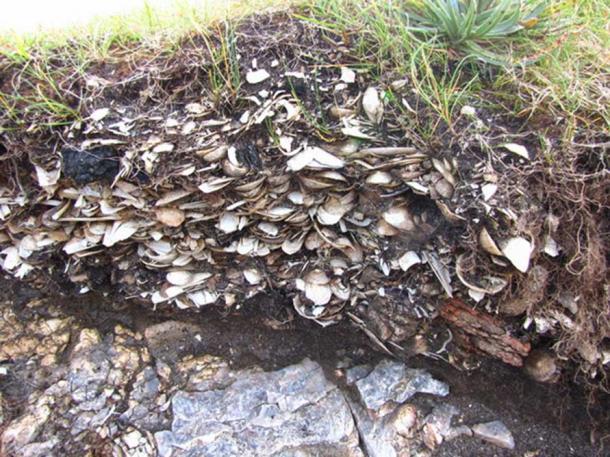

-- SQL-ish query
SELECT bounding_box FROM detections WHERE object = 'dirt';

[0,8,608,456]
[2,277,607,456]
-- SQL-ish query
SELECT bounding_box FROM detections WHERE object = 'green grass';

[303,0,609,132]
[0,0,299,133]
[0,0,607,135]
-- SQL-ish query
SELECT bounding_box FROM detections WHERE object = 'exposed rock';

[355,359,449,411]
[345,364,373,385]
[1,405,50,453]
[420,402,473,448]
[155,358,363,457]
[472,420,515,450]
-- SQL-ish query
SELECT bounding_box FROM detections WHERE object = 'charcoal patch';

[62,146,120,184]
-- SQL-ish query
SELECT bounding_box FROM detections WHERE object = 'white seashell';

[218,212,240,234]
[35,165,61,188]
[1,247,20,270]
[197,145,228,162]
[277,100,300,120]
[237,237,257,255]
[330,279,350,300]
[304,283,332,306]
[244,268,263,285]
[286,148,314,171]
[481,183,498,201]
[479,228,503,256]
[152,142,175,153]
[405,181,429,194]
[398,251,421,272]
[305,269,330,285]
[90,107,110,121]
[282,234,306,255]
[199,177,234,193]
[376,220,399,236]
[185,102,206,114]
[543,236,560,257]
[383,206,414,231]
[366,171,393,185]
[501,143,530,160]
[468,289,486,302]
[188,290,218,306]
[102,220,139,247]
[362,87,384,123]
[266,206,294,219]
[501,237,533,272]
[155,190,193,206]
[246,69,270,84]
[341,126,375,140]
[340,67,356,84]
[258,222,279,236]
[279,136,294,153]
[287,191,304,205]
[166,271,194,286]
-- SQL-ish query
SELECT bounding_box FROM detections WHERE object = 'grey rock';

[472,420,515,450]
[120,367,166,429]
[18,439,58,457]
[0,405,50,452]
[355,359,449,411]
[348,398,413,457]
[424,403,459,438]
[345,364,373,385]
[444,425,472,441]
[155,359,363,457]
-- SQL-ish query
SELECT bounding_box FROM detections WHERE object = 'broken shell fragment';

[166,271,194,286]
[398,251,421,272]
[383,206,414,232]
[102,221,139,247]
[479,228,503,257]
[155,208,185,227]
[362,87,384,124]
[340,67,356,84]
[246,69,270,84]
[456,254,508,295]
[501,237,533,273]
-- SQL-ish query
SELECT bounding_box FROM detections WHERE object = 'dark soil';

[3,278,608,456]
[0,9,608,457]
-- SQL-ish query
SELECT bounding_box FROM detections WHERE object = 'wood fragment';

[439,299,530,366]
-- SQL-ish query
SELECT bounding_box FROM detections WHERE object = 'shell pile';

[0,63,539,340]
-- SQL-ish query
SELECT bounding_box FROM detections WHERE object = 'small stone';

[122,429,143,448]
[355,360,449,411]
[472,420,515,449]
[390,403,418,436]
[524,349,559,383]
[444,425,472,441]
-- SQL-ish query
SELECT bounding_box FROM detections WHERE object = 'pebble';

[524,349,558,383]
[472,420,515,449]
